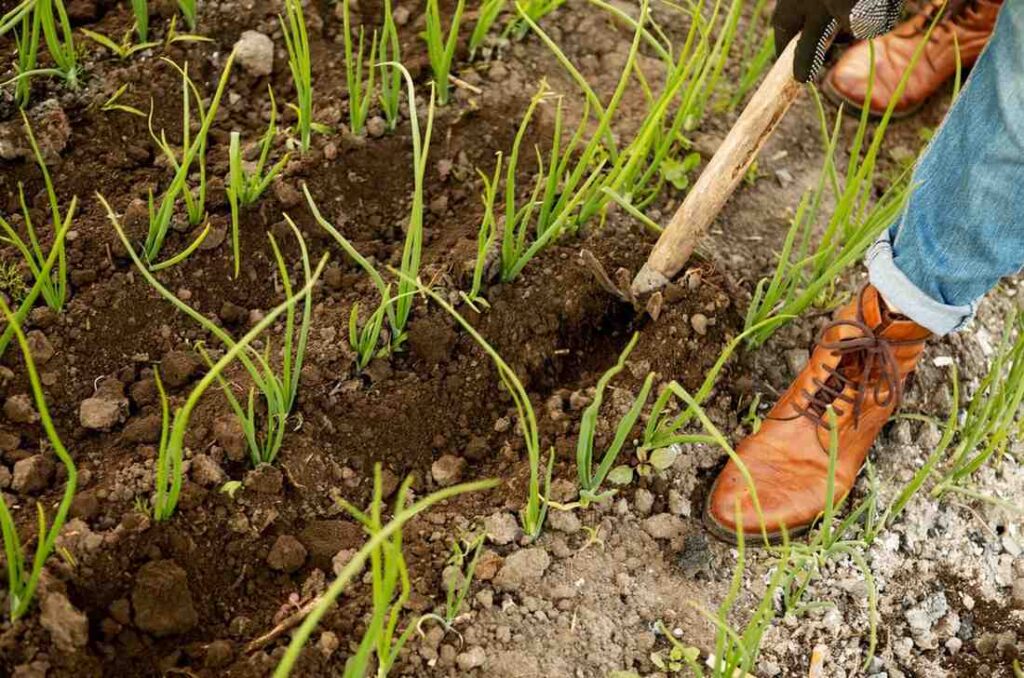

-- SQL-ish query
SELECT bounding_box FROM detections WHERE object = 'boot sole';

[821,76,926,121]
[701,475,812,547]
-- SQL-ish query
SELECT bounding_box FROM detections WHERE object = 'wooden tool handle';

[631,36,804,295]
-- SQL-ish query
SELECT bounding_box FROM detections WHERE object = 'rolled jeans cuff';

[865,233,975,336]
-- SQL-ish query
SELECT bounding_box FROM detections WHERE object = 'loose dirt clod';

[132,560,199,637]
[39,592,89,652]
[234,30,274,77]
[494,547,551,590]
[4,394,37,424]
[12,455,55,494]
[267,535,308,573]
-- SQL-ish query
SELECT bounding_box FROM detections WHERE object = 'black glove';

[773,0,906,82]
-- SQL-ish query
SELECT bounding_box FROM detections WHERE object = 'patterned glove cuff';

[849,0,904,39]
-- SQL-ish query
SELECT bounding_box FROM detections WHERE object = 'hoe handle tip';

[630,263,670,296]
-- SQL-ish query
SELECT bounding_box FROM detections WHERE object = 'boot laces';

[918,0,981,36]
[789,302,925,429]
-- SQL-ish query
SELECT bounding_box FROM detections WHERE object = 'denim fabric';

[867,0,1024,335]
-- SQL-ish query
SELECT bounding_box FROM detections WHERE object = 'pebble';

[233,31,274,77]
[122,415,162,443]
[547,510,580,534]
[274,179,302,208]
[784,348,810,376]
[488,63,509,81]
[484,512,520,545]
[474,550,503,581]
[456,646,487,671]
[493,548,550,589]
[690,313,708,336]
[317,631,339,658]
[642,513,685,540]
[205,639,234,668]
[26,331,54,365]
[214,414,247,461]
[633,488,654,515]
[132,560,199,637]
[161,350,200,388]
[79,393,127,430]
[4,394,37,424]
[12,455,55,494]
[219,301,248,325]
[39,591,89,651]
[367,116,387,138]
[1012,578,1024,609]
[190,454,227,487]
[667,489,691,517]
[267,535,307,573]
[431,454,466,486]
[245,464,283,495]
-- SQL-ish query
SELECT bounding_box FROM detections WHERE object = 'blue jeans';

[866,0,1024,335]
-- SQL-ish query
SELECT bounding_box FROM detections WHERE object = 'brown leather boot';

[824,0,1003,117]
[705,285,931,542]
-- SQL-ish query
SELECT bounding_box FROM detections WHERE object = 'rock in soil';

[132,560,199,637]
[494,547,551,590]
[190,454,227,487]
[122,414,162,444]
[161,350,201,388]
[484,512,521,545]
[233,31,274,77]
[12,454,55,494]
[456,646,487,671]
[4,394,37,424]
[39,591,89,652]
[26,331,55,365]
[214,414,247,461]
[245,464,283,494]
[642,513,685,540]
[267,535,308,573]
[80,382,129,430]
[0,99,70,162]
[79,394,127,430]
[431,454,466,486]
[299,520,362,568]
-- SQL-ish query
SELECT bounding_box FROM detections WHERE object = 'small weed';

[82,25,158,59]
[744,27,941,346]
[935,311,1024,496]
[142,51,236,266]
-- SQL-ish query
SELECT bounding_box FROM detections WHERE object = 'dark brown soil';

[0,1,747,675]
[1,0,1018,676]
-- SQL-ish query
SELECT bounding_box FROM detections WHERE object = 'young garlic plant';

[0,112,76,314]
[0,297,77,620]
[105,193,324,469]
[143,51,236,268]
[226,87,290,277]
[280,0,314,152]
